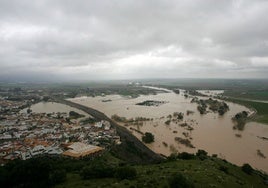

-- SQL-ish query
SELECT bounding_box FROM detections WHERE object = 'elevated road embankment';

[53,98,163,164]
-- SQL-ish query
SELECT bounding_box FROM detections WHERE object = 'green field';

[227,98,268,124]
[223,90,268,101]
[144,79,268,125]
[145,79,268,125]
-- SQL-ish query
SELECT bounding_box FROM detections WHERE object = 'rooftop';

[62,142,103,158]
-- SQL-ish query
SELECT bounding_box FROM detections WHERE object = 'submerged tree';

[142,132,155,143]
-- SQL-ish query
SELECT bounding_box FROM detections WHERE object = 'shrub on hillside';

[80,164,115,179]
[167,153,178,161]
[168,172,194,188]
[49,169,66,185]
[196,149,208,160]
[115,166,137,180]
[242,163,253,175]
[177,152,195,160]
[0,157,63,188]
[219,166,229,174]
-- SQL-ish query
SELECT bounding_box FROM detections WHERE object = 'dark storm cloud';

[0,0,268,81]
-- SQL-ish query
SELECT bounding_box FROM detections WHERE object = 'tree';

[196,149,208,160]
[242,163,253,175]
[69,111,84,119]
[27,108,32,114]
[168,172,194,188]
[115,166,137,180]
[80,163,114,179]
[142,132,155,143]
[177,152,195,160]
[165,120,171,125]
[49,169,66,185]
[3,158,51,188]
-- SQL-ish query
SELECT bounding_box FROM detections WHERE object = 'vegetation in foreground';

[56,150,268,188]
[1,150,267,188]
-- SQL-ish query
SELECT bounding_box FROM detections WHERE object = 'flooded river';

[22,102,89,122]
[69,88,268,173]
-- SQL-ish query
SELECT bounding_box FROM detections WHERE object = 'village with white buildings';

[0,97,120,164]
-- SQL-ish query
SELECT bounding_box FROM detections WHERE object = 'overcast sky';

[0,0,268,81]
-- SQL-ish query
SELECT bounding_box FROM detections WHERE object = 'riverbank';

[226,98,268,124]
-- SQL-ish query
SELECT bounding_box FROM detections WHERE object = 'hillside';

[55,151,268,188]
[1,144,267,187]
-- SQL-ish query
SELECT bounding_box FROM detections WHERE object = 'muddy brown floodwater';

[69,87,268,173]
[22,102,90,122]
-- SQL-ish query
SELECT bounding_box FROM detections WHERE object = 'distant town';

[0,87,121,164]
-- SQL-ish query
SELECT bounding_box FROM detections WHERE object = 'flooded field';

[196,90,224,97]
[22,102,89,122]
[69,88,268,173]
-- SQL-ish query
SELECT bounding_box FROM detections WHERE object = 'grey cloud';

[0,0,268,81]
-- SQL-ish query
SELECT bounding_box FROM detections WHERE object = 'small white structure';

[21,151,32,160]
[46,146,63,155]
[94,121,103,128]
[94,120,111,130]
[103,121,111,130]
[0,134,12,140]
[30,145,46,156]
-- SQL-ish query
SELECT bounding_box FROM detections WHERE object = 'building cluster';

[0,98,30,114]
[0,98,120,164]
